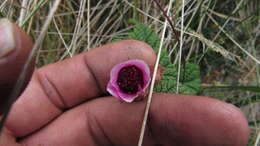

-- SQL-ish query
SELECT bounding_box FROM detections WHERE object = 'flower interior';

[117,65,144,94]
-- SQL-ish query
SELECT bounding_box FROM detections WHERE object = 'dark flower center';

[117,65,144,94]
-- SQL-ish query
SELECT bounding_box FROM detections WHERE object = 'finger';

[0,127,20,146]
[20,94,249,146]
[6,40,157,137]
[0,18,33,114]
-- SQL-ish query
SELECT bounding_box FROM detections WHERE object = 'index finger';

[6,40,158,137]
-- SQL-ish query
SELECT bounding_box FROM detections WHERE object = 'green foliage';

[154,63,201,95]
[128,19,160,51]
[0,12,5,18]
[226,95,260,107]
[205,86,260,106]
[113,20,201,95]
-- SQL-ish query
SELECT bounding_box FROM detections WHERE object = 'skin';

[0,21,250,146]
[0,22,33,113]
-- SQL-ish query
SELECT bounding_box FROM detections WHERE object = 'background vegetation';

[0,0,259,145]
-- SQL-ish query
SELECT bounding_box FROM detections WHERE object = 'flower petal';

[106,81,120,100]
[106,59,151,103]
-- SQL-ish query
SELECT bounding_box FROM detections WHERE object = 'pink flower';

[107,59,151,103]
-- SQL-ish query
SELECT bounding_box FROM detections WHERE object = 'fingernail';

[0,18,15,58]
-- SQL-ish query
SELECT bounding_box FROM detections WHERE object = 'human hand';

[0,19,249,146]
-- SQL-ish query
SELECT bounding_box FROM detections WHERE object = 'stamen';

[117,65,144,94]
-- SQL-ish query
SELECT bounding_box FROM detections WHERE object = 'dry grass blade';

[183,29,236,61]
[87,0,90,50]
[203,5,241,22]
[53,18,71,57]
[254,130,260,146]
[137,0,174,145]
[123,0,160,23]
[0,0,8,10]
[207,13,260,65]
[176,0,185,93]
[0,0,61,133]
[26,0,39,34]
[18,0,29,26]
[19,0,47,27]
[70,0,86,55]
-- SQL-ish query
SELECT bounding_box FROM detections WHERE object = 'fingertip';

[0,18,33,63]
[150,94,250,146]
[210,100,250,145]
[0,19,16,59]
[0,18,34,112]
[113,40,155,53]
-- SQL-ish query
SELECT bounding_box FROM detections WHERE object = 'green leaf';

[154,64,177,93]
[155,63,201,95]
[128,23,160,51]
[111,38,123,42]
[159,50,171,67]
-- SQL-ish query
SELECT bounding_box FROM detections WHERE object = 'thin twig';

[0,0,61,133]
[137,0,174,145]
[87,0,90,50]
[152,0,180,43]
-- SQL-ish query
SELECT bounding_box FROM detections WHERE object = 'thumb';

[0,18,34,114]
